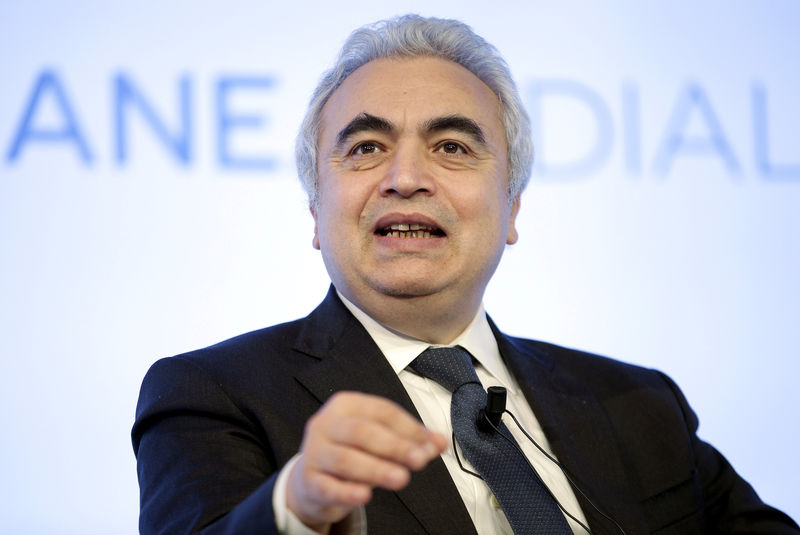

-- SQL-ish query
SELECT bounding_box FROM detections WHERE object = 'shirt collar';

[337,291,514,391]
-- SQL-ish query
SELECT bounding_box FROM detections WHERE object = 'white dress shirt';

[274,294,590,534]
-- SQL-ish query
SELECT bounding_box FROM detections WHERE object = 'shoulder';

[503,333,670,391]
[136,316,315,415]
[180,317,307,367]
[499,332,695,425]
[151,315,305,369]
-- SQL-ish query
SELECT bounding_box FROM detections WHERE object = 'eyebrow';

[422,115,486,144]
[335,113,394,147]
[333,112,487,149]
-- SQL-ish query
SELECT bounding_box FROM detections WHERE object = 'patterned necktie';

[410,346,571,535]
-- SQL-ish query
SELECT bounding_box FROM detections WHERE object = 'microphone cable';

[453,425,595,535]
[497,409,627,535]
[451,390,628,535]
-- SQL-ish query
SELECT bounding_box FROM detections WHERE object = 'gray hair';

[295,14,533,207]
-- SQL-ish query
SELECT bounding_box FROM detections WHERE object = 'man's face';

[313,56,520,312]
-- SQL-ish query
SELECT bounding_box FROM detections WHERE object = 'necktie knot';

[409,346,481,393]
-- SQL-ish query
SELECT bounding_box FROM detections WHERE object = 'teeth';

[382,223,439,238]
[387,230,434,238]
[388,223,433,231]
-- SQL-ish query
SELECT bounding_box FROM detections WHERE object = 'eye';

[437,141,467,155]
[351,141,382,156]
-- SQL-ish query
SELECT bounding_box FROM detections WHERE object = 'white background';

[1,1,798,532]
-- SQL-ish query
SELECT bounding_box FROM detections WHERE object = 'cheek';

[461,182,509,221]
[319,174,377,221]
[315,181,368,244]
[479,198,514,247]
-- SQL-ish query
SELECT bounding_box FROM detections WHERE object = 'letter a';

[6,70,93,164]
[653,84,739,175]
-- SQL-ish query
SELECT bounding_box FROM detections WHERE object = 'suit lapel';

[292,288,477,535]
[492,322,649,534]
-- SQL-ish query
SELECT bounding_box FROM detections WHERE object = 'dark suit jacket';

[132,287,798,534]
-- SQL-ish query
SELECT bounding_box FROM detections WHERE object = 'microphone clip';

[477,386,507,432]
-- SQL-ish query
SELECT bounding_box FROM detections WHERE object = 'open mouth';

[376,223,445,239]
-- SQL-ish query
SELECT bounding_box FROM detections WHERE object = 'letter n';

[113,73,191,164]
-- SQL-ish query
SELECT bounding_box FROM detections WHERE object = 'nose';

[379,143,436,198]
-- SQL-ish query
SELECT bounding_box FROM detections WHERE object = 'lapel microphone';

[477,385,507,431]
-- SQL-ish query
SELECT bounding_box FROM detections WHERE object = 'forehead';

[319,56,504,146]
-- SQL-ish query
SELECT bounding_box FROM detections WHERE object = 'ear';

[506,194,521,245]
[310,202,320,250]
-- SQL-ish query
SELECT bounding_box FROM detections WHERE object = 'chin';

[371,279,444,299]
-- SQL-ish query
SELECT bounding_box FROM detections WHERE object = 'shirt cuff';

[272,454,367,535]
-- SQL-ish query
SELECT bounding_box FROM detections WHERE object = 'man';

[132,15,798,535]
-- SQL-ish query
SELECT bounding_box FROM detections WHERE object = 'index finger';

[333,392,432,441]
[321,392,446,466]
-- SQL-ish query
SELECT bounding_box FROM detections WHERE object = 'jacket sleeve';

[658,371,799,534]
[132,356,281,535]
